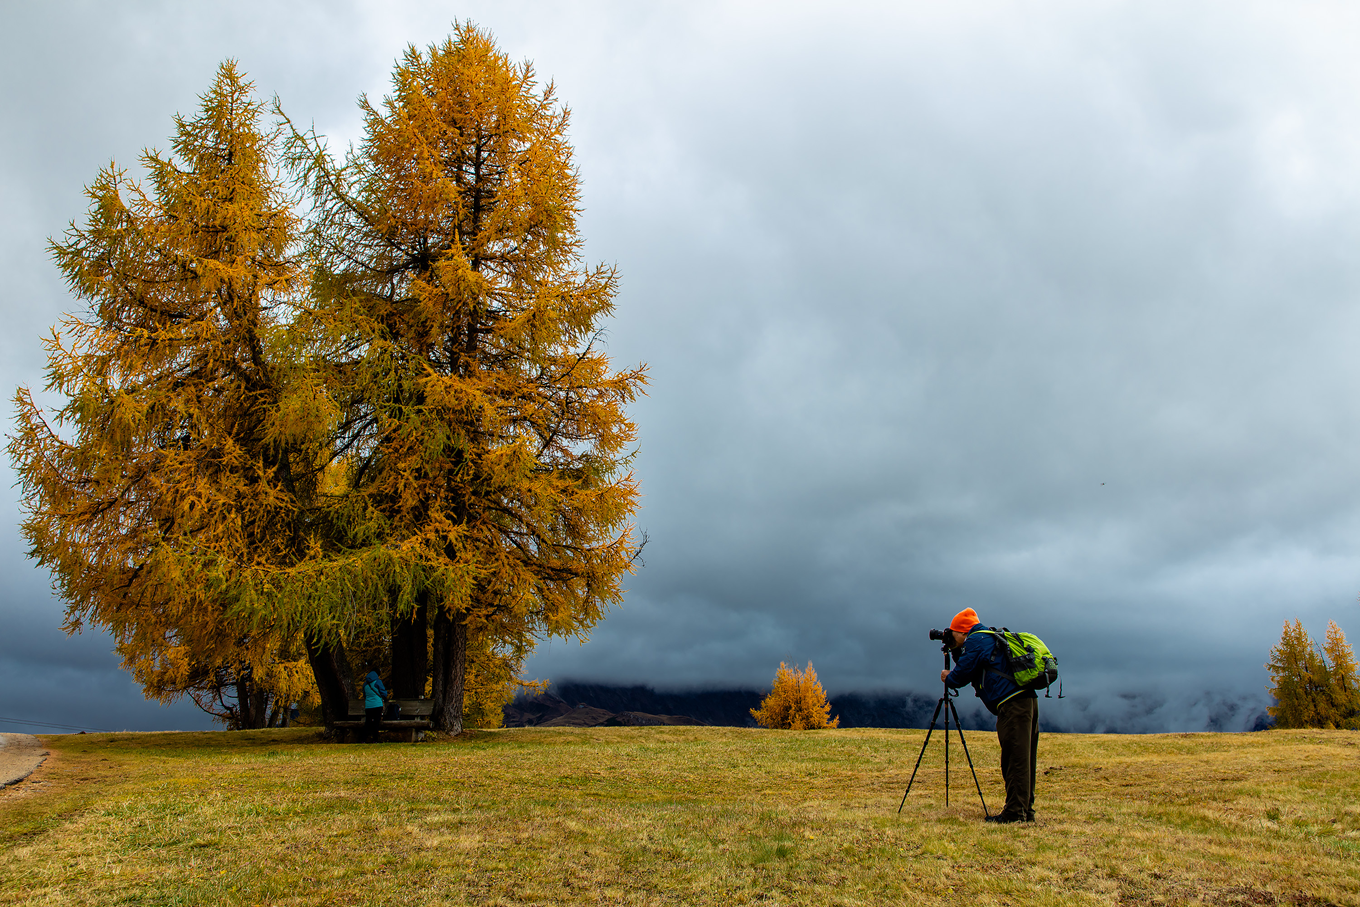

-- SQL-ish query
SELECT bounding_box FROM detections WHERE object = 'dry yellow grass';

[1,726,1356,906]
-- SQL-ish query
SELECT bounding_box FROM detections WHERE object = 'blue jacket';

[944,625,1033,714]
[363,670,388,709]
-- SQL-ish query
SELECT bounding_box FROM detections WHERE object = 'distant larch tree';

[751,662,840,730]
[1267,619,1359,729]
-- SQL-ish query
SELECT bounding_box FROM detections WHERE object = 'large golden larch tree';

[10,63,326,728]
[285,24,646,732]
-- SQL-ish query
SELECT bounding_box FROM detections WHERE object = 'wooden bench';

[333,699,434,742]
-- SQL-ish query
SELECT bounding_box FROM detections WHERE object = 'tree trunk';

[390,587,429,699]
[431,607,468,733]
[234,671,272,729]
[251,686,270,729]
[266,700,290,728]
[305,632,354,733]
[233,674,253,730]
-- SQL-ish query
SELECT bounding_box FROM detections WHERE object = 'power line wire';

[0,715,114,733]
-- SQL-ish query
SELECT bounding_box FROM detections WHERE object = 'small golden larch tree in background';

[751,662,840,730]
[1267,619,1359,729]
[1322,621,1359,728]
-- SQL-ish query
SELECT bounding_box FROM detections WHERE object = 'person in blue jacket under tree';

[361,659,388,744]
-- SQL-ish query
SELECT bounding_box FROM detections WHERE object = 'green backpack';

[979,628,1060,695]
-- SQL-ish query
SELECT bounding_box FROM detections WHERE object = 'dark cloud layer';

[4,2,1360,735]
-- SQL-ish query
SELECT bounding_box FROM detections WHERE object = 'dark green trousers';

[995,694,1039,820]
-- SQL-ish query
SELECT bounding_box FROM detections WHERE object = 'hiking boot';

[985,813,1025,824]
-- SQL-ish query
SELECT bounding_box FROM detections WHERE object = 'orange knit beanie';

[949,608,980,633]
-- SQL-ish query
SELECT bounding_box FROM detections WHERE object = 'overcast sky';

[4,1,1360,734]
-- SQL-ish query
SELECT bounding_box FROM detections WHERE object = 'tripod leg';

[898,697,946,813]
[946,697,990,818]
[944,692,950,806]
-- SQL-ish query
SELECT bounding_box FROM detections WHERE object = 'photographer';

[939,608,1038,824]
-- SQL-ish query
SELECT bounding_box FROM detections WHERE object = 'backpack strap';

[972,628,1020,682]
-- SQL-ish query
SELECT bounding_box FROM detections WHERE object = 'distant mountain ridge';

[501,691,706,728]
[503,683,971,730]
[503,683,1276,733]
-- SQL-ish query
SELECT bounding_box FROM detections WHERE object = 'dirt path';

[0,733,48,788]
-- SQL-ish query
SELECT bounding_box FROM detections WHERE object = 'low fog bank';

[546,682,1274,734]
[1037,688,1274,734]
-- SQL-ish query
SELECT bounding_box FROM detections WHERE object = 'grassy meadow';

[2,725,1357,906]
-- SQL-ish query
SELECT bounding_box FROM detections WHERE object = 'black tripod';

[898,646,990,816]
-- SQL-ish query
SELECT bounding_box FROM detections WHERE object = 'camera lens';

[929,629,945,641]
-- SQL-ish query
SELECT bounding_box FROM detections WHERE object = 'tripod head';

[929,628,960,661]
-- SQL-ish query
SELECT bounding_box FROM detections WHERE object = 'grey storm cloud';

[3,1,1360,734]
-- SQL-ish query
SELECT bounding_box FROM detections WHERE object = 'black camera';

[928,629,946,641]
